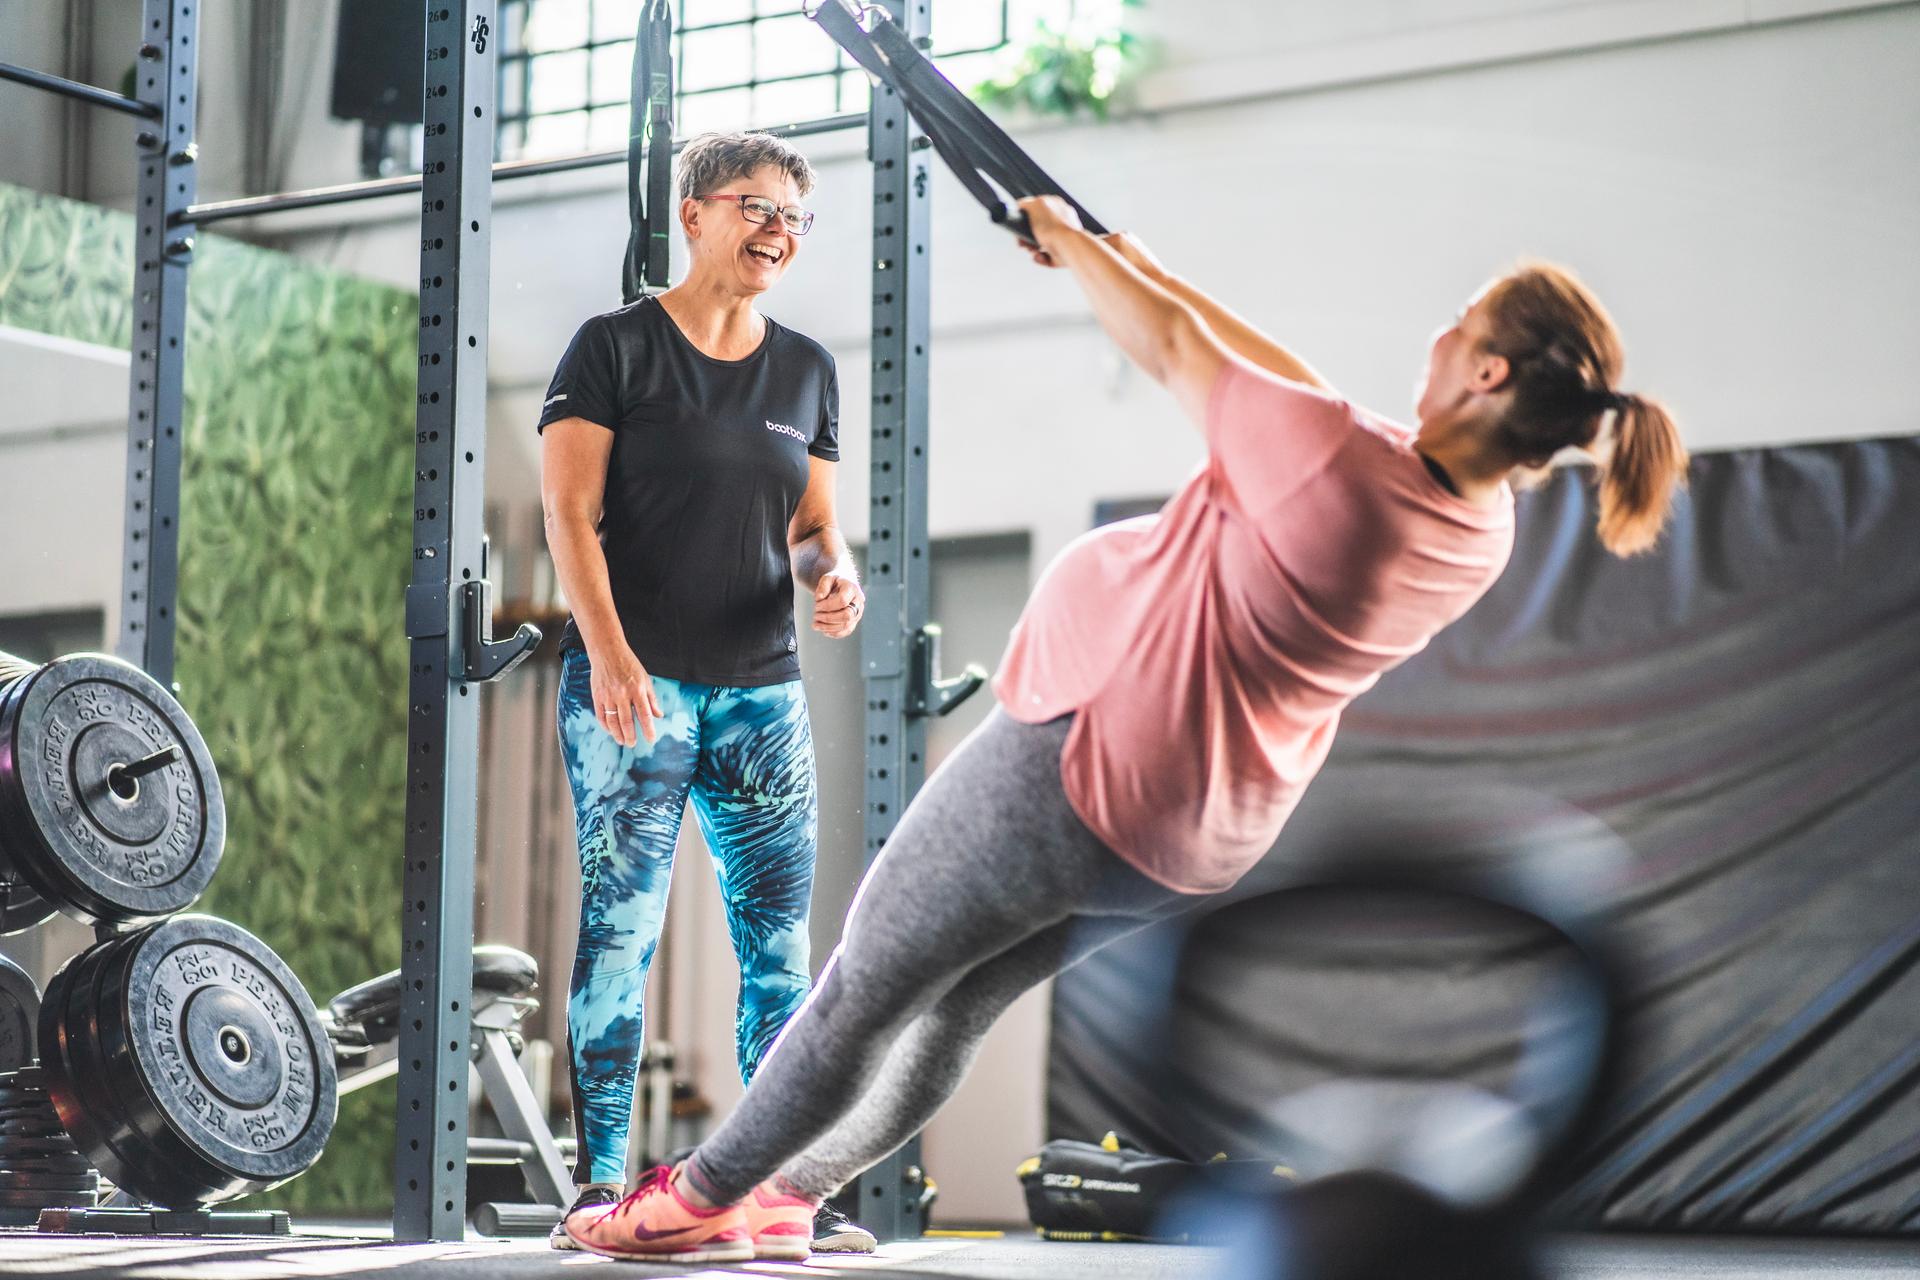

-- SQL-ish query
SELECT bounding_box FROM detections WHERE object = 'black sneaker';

[812,1201,878,1253]
[549,1183,622,1251]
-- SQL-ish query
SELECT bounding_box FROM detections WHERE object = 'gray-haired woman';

[537,131,872,1254]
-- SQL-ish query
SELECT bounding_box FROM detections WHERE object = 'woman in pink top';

[566,196,1690,1261]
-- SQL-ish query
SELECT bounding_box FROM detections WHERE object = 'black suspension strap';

[869,16,1105,231]
[810,0,1107,241]
[810,2,1018,218]
[623,0,676,303]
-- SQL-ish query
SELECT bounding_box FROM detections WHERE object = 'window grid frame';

[494,0,1015,158]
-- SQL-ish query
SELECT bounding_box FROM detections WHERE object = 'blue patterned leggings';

[556,649,817,1185]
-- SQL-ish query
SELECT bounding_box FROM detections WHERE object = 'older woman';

[563,197,1688,1263]
[537,131,872,1253]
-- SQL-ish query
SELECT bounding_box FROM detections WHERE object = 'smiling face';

[682,164,804,297]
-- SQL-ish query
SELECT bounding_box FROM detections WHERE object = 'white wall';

[0,328,132,624]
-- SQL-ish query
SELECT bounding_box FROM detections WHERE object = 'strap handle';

[622,0,675,303]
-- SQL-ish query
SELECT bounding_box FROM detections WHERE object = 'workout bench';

[323,945,573,1228]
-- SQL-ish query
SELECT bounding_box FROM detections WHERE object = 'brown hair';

[1478,262,1688,557]
[676,130,817,203]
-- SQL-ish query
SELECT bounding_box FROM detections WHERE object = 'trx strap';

[623,0,675,303]
[810,0,1108,242]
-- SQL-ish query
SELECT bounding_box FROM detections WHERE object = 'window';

[494,0,1079,159]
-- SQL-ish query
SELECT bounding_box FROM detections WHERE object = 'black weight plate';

[0,1174,90,1189]
[0,1150,90,1172]
[0,874,55,936]
[0,1143,87,1160]
[0,1129,83,1149]
[0,1105,58,1122]
[0,1090,54,1111]
[0,654,225,924]
[0,1144,74,1162]
[0,1114,75,1133]
[74,933,188,1199]
[0,1090,60,1114]
[80,930,200,1203]
[0,1187,97,1208]
[0,1170,97,1191]
[0,1121,64,1140]
[99,916,338,1205]
[39,934,176,1201]
[0,670,56,936]
[0,1090,59,1113]
[89,928,247,1206]
[0,1148,73,1164]
[0,955,31,1073]
[35,941,111,1151]
[0,1117,67,1135]
[0,655,36,692]
[0,1167,92,1186]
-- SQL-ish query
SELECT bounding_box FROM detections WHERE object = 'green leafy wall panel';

[0,183,414,1214]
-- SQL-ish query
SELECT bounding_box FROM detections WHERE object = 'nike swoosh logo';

[601,1217,739,1243]
[544,393,568,407]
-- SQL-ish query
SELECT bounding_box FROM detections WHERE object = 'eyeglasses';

[700,193,816,236]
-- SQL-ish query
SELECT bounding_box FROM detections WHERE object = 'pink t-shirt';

[994,360,1516,893]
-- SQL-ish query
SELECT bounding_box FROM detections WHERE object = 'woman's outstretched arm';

[1017,196,1228,428]
[1104,232,1333,392]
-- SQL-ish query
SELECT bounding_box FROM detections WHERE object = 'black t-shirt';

[537,296,839,685]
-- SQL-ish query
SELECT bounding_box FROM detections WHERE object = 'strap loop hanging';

[623,0,675,303]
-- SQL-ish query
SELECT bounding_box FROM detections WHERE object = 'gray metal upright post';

[395,0,499,1241]
[845,0,936,1242]
[120,0,199,683]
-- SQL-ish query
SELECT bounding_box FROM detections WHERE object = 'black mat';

[1051,436,1920,1234]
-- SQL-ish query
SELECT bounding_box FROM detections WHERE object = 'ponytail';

[1477,262,1689,557]
[1596,393,1687,557]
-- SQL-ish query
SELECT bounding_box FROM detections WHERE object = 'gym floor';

[0,1231,1917,1278]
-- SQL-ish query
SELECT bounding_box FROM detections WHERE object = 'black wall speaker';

[330,0,427,125]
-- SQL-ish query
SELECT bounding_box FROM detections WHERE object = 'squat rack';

[2,0,969,1244]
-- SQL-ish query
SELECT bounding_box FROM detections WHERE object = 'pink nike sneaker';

[742,1178,818,1261]
[563,1164,753,1263]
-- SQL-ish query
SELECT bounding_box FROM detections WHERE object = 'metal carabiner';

[802,0,888,32]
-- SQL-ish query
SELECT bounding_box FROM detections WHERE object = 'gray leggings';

[681,708,1189,1204]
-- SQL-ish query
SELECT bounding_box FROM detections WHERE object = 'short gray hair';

[677,131,817,202]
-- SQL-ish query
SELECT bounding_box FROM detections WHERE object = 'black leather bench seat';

[327,945,539,1047]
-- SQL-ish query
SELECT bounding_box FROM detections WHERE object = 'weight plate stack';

[0,1066,101,1211]
[40,914,338,1207]
[0,652,225,927]
[0,654,56,936]
[0,953,37,1074]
